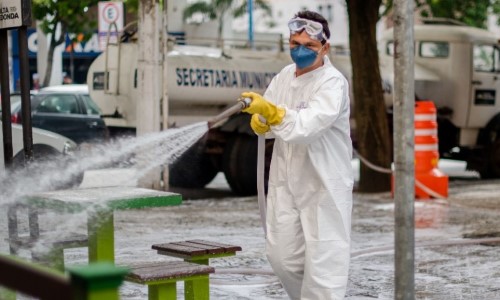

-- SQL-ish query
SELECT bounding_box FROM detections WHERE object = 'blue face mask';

[290,45,322,69]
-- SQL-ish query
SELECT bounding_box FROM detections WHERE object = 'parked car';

[1,122,76,167]
[10,85,109,144]
[0,91,37,110]
[0,122,83,188]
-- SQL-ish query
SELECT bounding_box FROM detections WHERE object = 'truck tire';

[474,115,500,178]
[223,135,258,196]
[485,133,500,178]
[169,139,219,188]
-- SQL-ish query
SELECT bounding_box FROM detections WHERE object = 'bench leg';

[7,204,19,255]
[185,275,209,300]
[188,258,209,265]
[28,207,40,240]
[33,246,65,271]
[148,283,176,300]
[88,211,114,263]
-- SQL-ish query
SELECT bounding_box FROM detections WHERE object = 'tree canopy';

[417,0,500,28]
[32,0,99,86]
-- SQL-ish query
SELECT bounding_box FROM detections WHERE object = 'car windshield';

[81,94,102,115]
[36,94,79,114]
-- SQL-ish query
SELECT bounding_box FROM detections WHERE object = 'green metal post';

[184,276,210,300]
[88,210,115,263]
[184,257,210,299]
[68,262,128,300]
[189,258,209,265]
[149,283,176,300]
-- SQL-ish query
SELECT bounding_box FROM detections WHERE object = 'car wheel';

[12,145,84,190]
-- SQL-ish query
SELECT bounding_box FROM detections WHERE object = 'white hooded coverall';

[264,56,353,300]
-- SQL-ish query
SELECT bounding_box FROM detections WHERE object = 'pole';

[248,0,254,48]
[137,0,163,189]
[162,0,170,189]
[18,26,34,164]
[0,29,14,168]
[393,0,415,299]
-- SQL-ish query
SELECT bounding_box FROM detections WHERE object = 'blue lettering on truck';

[175,68,276,89]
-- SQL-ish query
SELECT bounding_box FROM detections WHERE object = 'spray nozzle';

[208,97,253,128]
[239,97,252,109]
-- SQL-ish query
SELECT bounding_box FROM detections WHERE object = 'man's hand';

[241,92,285,125]
[251,114,270,135]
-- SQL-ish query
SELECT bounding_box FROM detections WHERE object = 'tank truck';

[379,21,500,179]
[87,21,500,195]
[87,29,293,195]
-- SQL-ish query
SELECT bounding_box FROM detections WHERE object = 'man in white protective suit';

[240,10,353,300]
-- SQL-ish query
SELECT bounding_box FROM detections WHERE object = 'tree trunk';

[346,0,392,192]
[217,10,225,48]
[42,32,57,88]
[42,24,66,87]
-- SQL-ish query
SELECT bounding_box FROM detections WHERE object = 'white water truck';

[87,20,500,195]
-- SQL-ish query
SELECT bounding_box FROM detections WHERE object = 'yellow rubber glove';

[241,92,285,126]
[251,114,270,135]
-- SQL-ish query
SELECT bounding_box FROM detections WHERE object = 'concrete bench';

[126,261,214,300]
[152,240,242,265]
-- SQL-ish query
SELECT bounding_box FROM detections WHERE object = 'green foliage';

[380,0,393,19]
[124,0,139,13]
[417,0,500,29]
[32,0,100,44]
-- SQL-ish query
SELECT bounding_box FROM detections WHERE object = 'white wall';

[168,0,187,32]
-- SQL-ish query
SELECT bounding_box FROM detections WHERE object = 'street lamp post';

[248,0,253,48]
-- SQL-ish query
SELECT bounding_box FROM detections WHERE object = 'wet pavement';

[2,171,500,299]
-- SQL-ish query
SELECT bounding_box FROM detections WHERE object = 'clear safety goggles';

[288,17,326,42]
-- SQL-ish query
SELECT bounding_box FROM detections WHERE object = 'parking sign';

[98,1,124,50]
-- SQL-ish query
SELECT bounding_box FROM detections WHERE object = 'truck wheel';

[486,133,500,178]
[169,139,218,188]
[223,135,258,196]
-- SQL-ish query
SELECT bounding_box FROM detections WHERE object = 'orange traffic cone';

[391,101,449,199]
[414,101,448,199]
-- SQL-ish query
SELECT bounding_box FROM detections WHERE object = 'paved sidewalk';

[3,174,499,299]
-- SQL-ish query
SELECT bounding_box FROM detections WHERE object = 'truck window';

[473,44,500,73]
[385,40,416,56]
[386,41,394,56]
[419,41,449,58]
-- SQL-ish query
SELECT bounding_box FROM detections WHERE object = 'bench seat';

[126,261,214,300]
[151,240,242,299]
[152,240,242,264]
